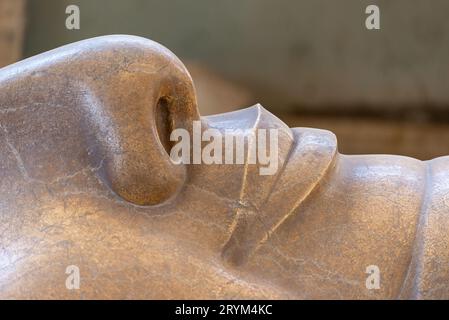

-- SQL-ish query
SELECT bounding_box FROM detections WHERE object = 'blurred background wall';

[0,0,25,67]
[2,0,449,159]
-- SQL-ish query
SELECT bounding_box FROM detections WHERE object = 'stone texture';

[0,35,448,299]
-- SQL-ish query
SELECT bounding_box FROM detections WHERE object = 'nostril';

[155,96,174,155]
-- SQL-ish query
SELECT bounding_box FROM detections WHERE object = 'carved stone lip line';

[252,136,339,256]
[244,130,337,265]
[221,105,266,245]
[246,128,301,243]
[221,127,337,266]
[237,104,263,202]
[398,160,432,299]
[221,106,295,265]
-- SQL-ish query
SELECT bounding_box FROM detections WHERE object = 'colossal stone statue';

[0,35,447,299]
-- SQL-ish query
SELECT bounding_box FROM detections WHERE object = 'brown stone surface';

[0,35,448,299]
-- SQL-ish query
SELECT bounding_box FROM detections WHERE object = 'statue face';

[0,36,288,299]
[1,35,447,299]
